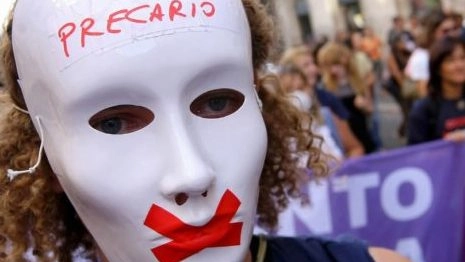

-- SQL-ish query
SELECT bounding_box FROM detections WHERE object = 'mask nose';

[159,119,215,205]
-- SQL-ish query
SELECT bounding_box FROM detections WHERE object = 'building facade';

[268,0,464,50]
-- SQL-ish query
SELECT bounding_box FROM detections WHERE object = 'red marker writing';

[57,0,216,58]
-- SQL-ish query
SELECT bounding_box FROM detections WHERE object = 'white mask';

[12,0,268,261]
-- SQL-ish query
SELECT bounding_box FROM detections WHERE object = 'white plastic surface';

[12,0,267,261]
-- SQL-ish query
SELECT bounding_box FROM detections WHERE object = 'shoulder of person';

[369,247,411,262]
[411,47,428,56]
[410,48,429,61]
[410,97,433,112]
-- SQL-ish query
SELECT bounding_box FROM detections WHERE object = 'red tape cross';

[144,190,243,262]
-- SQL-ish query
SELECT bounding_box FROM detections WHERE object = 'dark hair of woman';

[428,36,465,98]
[417,9,450,48]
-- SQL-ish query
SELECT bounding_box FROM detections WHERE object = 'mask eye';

[89,105,154,135]
[190,89,245,119]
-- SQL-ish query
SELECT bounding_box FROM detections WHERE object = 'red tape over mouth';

[144,190,243,262]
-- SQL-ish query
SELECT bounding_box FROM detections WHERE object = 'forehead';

[13,0,249,74]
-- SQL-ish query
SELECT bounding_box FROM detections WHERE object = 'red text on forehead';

[57,0,216,58]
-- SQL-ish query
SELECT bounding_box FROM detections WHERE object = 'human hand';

[354,95,373,114]
[444,130,465,142]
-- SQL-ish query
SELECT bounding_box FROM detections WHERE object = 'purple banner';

[258,141,465,262]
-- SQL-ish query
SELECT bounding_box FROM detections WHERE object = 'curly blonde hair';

[317,42,366,96]
[279,45,312,66]
[0,0,328,261]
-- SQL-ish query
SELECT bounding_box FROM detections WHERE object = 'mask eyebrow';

[65,83,157,115]
[185,60,253,96]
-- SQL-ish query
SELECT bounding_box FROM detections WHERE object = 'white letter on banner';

[332,173,380,229]
[296,181,333,234]
[276,181,333,235]
[395,237,425,262]
[381,167,433,221]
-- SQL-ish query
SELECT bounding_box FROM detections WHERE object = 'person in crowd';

[280,46,364,158]
[361,27,383,80]
[317,42,377,154]
[335,30,351,48]
[405,9,458,98]
[408,36,465,145]
[350,31,375,89]
[450,12,465,41]
[407,13,422,42]
[386,32,415,137]
[280,46,348,120]
[0,0,408,262]
[349,31,382,150]
[387,16,412,47]
[278,64,345,160]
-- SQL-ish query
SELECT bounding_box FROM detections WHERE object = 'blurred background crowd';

[254,3,465,259]
[257,0,465,161]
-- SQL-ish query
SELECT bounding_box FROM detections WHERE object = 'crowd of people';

[274,8,465,162]
[0,0,462,261]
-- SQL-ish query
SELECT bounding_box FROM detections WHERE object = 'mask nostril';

[202,191,208,197]
[175,193,189,206]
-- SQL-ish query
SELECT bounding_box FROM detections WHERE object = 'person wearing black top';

[408,36,465,145]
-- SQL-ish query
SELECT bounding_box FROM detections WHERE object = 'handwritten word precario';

[58,0,216,58]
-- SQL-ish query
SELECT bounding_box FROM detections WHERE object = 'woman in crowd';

[405,9,458,98]
[408,36,465,145]
[279,46,364,158]
[317,42,377,154]
[361,27,383,80]
[278,64,344,160]
[350,31,376,90]
[0,0,407,261]
[386,32,415,137]
[349,30,382,150]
